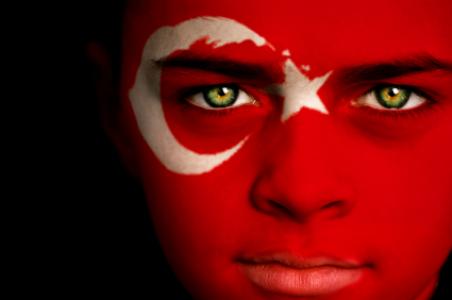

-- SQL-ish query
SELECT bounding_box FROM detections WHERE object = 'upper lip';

[236,253,363,270]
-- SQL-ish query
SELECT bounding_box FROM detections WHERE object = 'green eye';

[187,84,257,110]
[375,86,411,109]
[203,85,238,108]
[354,85,426,111]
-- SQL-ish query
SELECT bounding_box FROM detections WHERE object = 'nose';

[250,112,355,223]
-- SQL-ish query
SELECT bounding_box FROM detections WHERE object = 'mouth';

[237,253,367,296]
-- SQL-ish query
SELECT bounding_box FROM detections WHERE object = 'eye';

[187,84,257,110]
[354,85,427,110]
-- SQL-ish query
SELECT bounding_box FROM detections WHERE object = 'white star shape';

[278,59,331,122]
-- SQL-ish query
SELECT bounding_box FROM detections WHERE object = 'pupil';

[219,87,229,97]
[388,87,400,98]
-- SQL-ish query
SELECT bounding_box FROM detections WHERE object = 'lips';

[237,253,366,296]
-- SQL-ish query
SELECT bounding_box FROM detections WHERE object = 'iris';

[375,86,411,109]
[202,85,239,108]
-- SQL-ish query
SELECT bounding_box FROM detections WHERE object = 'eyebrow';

[153,53,451,85]
[338,55,452,82]
[153,56,281,82]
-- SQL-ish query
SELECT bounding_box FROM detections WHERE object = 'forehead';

[123,0,451,71]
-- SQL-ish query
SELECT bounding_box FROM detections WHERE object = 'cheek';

[138,120,276,248]
[136,134,267,298]
[130,95,283,297]
[343,112,452,279]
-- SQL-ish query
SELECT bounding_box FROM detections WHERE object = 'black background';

[16,1,190,297]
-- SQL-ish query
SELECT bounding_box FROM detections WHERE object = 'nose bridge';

[251,110,354,221]
[276,110,338,181]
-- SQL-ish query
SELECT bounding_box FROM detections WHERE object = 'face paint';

[278,59,330,121]
[130,16,332,174]
[120,0,452,299]
[129,17,268,175]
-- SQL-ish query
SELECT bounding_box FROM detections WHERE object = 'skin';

[112,0,452,299]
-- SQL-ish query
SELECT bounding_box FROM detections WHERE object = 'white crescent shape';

[129,17,268,175]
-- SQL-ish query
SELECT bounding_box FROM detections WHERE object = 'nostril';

[268,199,296,218]
[321,200,343,210]
[320,199,350,219]
[250,171,355,221]
[251,188,301,219]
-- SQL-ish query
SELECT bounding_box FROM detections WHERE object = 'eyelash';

[352,84,435,115]
[181,84,260,113]
[179,82,437,120]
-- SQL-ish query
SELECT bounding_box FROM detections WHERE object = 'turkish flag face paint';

[120,0,452,299]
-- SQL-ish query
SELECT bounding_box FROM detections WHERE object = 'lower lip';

[241,263,363,296]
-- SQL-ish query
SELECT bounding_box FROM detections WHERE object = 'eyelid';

[185,84,258,110]
[352,84,430,111]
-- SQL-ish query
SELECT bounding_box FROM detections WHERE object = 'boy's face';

[120,0,452,299]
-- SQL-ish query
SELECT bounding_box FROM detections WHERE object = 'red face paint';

[120,0,452,299]
[160,40,284,153]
